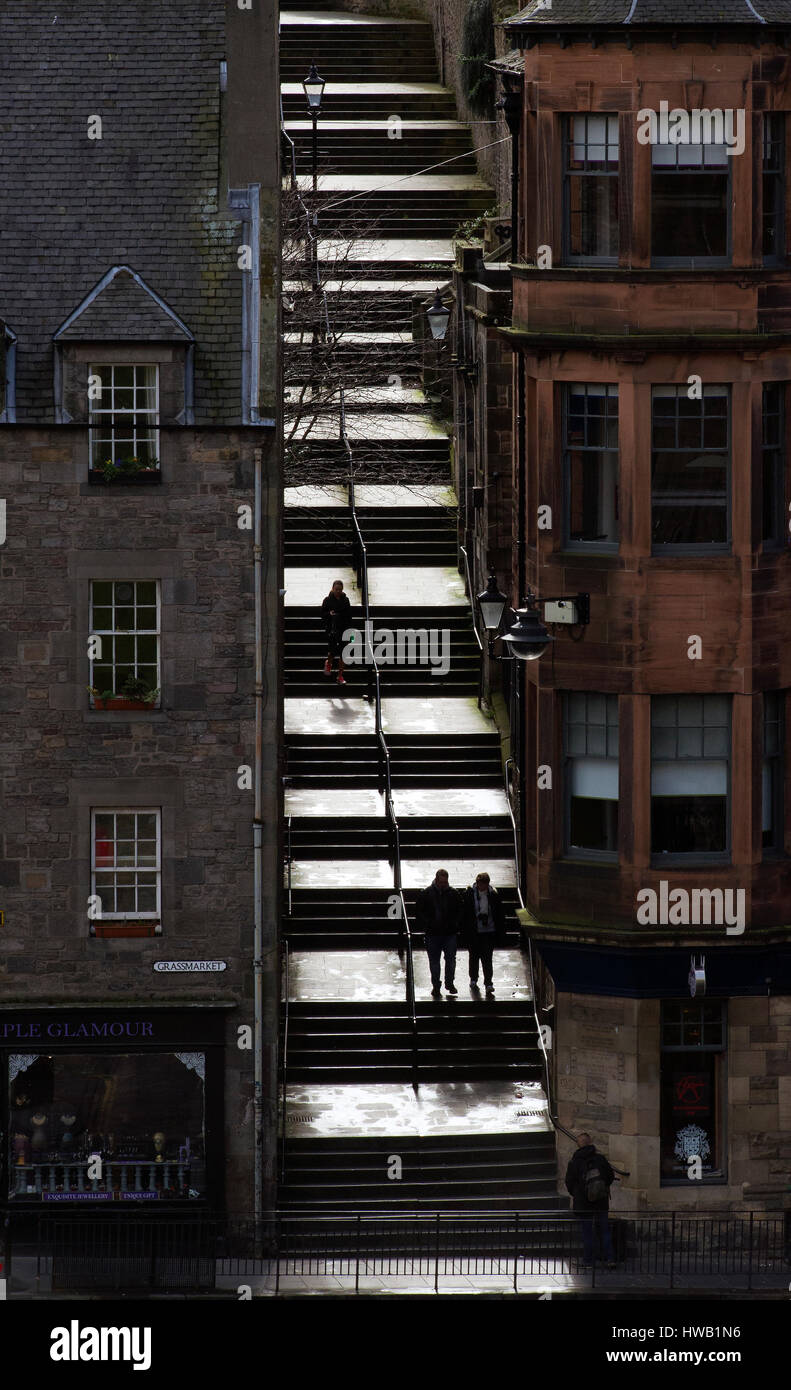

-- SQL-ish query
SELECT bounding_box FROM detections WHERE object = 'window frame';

[91,807,162,923]
[650,139,732,268]
[651,384,731,554]
[761,382,785,550]
[763,112,785,265]
[562,691,620,862]
[562,383,620,553]
[562,114,620,267]
[650,694,732,865]
[762,690,785,855]
[89,579,161,705]
[88,363,160,472]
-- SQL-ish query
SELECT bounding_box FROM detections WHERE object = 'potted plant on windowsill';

[88,675,161,711]
[89,456,161,484]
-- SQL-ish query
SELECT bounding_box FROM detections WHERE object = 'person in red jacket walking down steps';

[321,578,352,687]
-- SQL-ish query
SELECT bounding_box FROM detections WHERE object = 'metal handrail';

[503,758,573,1143]
[459,544,484,710]
[459,544,483,653]
[286,812,293,918]
[280,939,290,1183]
[280,95,297,188]
[344,422,419,1082]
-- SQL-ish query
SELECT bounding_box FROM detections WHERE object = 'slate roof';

[489,48,526,72]
[505,0,791,26]
[55,267,193,342]
[0,0,242,423]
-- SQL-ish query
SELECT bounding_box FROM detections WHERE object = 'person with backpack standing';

[565,1132,616,1268]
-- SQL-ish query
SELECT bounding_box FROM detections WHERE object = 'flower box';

[88,470,162,485]
[93,922,160,938]
[91,697,155,711]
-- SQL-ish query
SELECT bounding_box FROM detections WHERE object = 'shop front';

[1,1008,225,1210]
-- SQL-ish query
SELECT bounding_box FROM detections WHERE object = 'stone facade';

[555,990,791,1214]
[0,0,280,1217]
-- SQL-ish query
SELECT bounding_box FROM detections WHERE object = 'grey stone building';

[0,0,280,1219]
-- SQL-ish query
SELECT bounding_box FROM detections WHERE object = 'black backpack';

[582,1154,609,1204]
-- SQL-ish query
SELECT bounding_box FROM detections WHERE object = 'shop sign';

[153,961,227,972]
[43,1192,113,1202]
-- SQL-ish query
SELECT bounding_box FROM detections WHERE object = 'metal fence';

[219,1211,790,1293]
[5,1210,790,1294]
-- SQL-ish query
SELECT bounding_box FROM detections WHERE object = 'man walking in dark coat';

[416,868,463,998]
[565,1132,616,1267]
[321,578,352,686]
[462,871,506,994]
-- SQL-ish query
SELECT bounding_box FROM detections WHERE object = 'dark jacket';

[321,591,352,637]
[416,882,463,937]
[461,885,507,947]
[565,1143,615,1213]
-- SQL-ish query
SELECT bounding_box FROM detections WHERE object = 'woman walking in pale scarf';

[462,872,506,995]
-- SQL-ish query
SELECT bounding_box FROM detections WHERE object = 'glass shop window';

[9,1051,206,1201]
[660,1000,725,1183]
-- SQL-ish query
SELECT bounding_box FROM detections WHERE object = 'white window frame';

[88,363,160,470]
[89,580,161,704]
[91,808,162,921]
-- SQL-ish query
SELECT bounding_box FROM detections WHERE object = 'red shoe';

[337,674,346,686]
[323,658,332,676]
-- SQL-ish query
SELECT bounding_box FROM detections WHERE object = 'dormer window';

[53,267,194,459]
[88,364,159,474]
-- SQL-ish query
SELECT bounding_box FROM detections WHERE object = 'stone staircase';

[280,3,561,1218]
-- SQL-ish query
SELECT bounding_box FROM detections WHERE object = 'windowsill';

[557,547,619,560]
[86,708,165,719]
[87,472,162,485]
[648,549,732,561]
[558,854,619,868]
[660,1175,727,1187]
[649,854,731,868]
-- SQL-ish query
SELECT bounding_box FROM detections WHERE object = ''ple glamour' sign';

[0,1020,154,1039]
[153,960,227,972]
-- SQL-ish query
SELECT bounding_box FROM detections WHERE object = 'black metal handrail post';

[459,543,483,709]
[500,756,567,1145]
[286,811,293,919]
[279,941,290,1184]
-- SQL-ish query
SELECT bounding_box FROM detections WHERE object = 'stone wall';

[554,990,791,1213]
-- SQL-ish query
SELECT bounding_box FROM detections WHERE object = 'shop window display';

[8,1051,206,1201]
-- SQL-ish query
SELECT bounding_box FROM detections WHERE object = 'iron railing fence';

[213,1210,791,1293]
[5,1210,789,1294]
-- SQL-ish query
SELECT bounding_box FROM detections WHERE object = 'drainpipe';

[497,80,522,259]
[516,351,527,904]
[253,444,264,1233]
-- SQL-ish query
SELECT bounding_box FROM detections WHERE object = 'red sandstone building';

[486,0,791,1210]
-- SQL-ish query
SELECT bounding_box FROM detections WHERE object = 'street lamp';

[302,62,325,193]
[426,289,450,341]
[475,584,590,663]
[500,600,553,662]
[477,572,508,643]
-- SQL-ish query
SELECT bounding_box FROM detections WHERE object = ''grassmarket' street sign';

[153,960,227,973]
